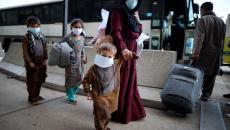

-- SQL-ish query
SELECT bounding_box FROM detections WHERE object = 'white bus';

[0,0,152,49]
[0,0,198,63]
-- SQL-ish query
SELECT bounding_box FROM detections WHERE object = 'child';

[63,18,87,105]
[22,16,48,104]
[82,42,123,130]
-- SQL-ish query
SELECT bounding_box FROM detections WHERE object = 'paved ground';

[0,69,230,130]
[0,72,201,130]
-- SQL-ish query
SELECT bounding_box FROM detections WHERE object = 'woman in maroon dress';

[111,0,146,124]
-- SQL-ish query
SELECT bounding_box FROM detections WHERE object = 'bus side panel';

[223,37,230,64]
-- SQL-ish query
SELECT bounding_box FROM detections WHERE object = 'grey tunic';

[194,12,226,75]
[64,33,86,87]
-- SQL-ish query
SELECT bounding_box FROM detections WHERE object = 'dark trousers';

[26,66,47,101]
[202,74,216,98]
[27,81,42,100]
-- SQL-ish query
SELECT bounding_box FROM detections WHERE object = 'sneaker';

[38,96,45,101]
[28,99,39,105]
[223,93,230,98]
[31,101,39,105]
[226,102,230,107]
[67,100,77,105]
[225,114,230,118]
[106,127,111,130]
[201,95,209,101]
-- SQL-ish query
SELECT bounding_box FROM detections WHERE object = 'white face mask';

[125,0,138,10]
[28,27,40,34]
[72,28,83,36]
[94,54,114,68]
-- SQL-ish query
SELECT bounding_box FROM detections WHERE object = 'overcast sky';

[0,0,58,9]
[0,0,229,21]
[194,0,230,22]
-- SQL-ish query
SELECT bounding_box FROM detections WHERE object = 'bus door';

[150,0,164,50]
[223,14,230,66]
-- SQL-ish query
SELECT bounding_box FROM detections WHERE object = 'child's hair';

[70,18,84,29]
[97,43,117,56]
[26,16,41,27]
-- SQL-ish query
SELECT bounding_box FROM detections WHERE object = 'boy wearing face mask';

[82,42,123,130]
[63,18,87,105]
[22,16,48,104]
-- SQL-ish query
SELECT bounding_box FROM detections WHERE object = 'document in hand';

[136,33,150,56]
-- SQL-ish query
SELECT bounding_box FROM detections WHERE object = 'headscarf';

[121,0,142,33]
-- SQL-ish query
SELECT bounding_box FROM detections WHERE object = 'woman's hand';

[122,49,133,61]
[134,11,141,23]
[29,62,35,68]
[191,54,199,60]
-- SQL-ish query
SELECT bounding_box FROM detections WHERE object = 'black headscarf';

[121,0,142,33]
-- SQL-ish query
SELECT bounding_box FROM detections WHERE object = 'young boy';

[22,16,48,104]
[82,41,123,130]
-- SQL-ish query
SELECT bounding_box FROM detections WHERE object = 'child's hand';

[132,52,139,59]
[83,56,87,64]
[87,93,92,100]
[42,59,48,66]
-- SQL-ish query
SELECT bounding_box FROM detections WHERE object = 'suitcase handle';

[170,75,196,84]
[172,68,198,80]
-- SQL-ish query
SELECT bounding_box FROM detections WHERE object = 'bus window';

[101,0,119,9]
[0,10,6,25]
[18,7,33,25]
[42,5,51,23]
[187,0,195,27]
[151,1,163,28]
[33,6,43,22]
[69,0,101,22]
[50,3,63,23]
[184,37,194,55]
[6,9,18,25]
[138,0,154,20]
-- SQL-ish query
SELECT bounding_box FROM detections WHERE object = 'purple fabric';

[111,9,146,124]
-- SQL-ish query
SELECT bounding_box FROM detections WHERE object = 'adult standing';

[110,0,146,124]
[192,2,226,101]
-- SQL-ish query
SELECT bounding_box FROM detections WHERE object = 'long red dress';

[111,8,146,124]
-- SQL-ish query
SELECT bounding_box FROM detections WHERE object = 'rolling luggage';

[161,64,203,114]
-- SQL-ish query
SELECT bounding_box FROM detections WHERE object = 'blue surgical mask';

[28,27,40,34]
[125,0,138,10]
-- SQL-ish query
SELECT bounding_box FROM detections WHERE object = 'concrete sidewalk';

[0,72,200,130]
